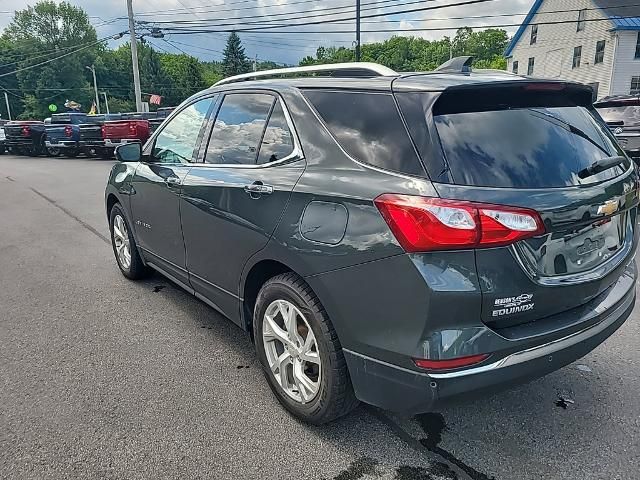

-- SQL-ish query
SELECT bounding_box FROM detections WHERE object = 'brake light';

[374,195,545,252]
[64,125,73,137]
[101,125,106,138]
[523,83,565,91]
[21,126,30,137]
[128,123,137,136]
[413,353,490,371]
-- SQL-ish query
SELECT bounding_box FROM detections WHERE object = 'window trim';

[527,57,535,75]
[142,93,219,166]
[530,25,538,45]
[594,40,605,64]
[512,60,519,74]
[577,9,586,32]
[572,46,582,69]
[195,88,304,170]
[635,32,640,59]
[631,76,640,95]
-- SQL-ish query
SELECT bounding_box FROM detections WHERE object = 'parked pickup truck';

[45,112,105,157]
[595,95,640,160]
[101,119,150,156]
[4,121,47,156]
[78,114,122,158]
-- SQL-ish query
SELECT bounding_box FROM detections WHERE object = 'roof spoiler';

[435,56,474,74]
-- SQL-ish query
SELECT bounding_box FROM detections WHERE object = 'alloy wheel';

[112,214,132,270]
[262,299,321,404]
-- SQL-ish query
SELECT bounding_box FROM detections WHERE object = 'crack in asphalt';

[28,186,110,245]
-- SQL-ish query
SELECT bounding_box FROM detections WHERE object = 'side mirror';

[115,142,142,162]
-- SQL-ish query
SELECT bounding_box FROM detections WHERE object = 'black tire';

[47,147,61,157]
[109,203,149,280]
[64,148,80,158]
[254,272,359,424]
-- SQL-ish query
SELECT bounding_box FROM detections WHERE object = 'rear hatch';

[395,81,638,329]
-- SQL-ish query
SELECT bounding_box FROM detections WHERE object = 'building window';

[530,25,538,45]
[577,9,586,32]
[512,60,519,74]
[527,57,535,75]
[573,46,582,68]
[635,32,640,59]
[595,40,605,64]
[631,76,640,95]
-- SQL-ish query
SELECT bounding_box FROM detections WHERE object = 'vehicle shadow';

[134,271,637,480]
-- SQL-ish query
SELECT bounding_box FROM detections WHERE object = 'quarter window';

[527,57,535,75]
[595,40,605,64]
[512,60,519,74]
[303,90,424,176]
[572,46,582,69]
[205,93,274,165]
[530,25,538,45]
[152,97,214,164]
[631,76,640,95]
[577,9,586,32]
[257,101,294,164]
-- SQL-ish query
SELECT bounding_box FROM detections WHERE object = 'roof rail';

[214,62,398,86]
[435,56,474,74]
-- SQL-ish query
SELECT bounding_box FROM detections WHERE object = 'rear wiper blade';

[578,155,627,179]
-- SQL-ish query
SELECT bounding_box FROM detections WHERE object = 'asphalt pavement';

[1,154,638,480]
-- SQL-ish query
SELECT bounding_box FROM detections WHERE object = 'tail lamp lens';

[101,125,106,137]
[64,125,73,137]
[21,126,30,137]
[413,353,490,371]
[374,194,545,252]
[128,123,137,136]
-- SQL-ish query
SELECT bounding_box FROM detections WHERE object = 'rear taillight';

[128,123,137,136]
[374,194,545,252]
[21,126,30,137]
[413,353,490,371]
[101,125,106,138]
[64,125,73,137]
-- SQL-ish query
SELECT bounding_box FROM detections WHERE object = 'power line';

[0,33,126,78]
[164,13,640,34]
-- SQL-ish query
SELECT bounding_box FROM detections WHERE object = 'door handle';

[164,176,181,186]
[243,182,274,196]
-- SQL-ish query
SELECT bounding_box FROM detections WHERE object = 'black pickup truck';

[3,121,47,156]
[78,113,122,158]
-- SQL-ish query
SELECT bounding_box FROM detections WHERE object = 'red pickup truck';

[101,119,150,157]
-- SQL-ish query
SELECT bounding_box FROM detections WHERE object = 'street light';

[101,92,110,115]
[85,65,101,114]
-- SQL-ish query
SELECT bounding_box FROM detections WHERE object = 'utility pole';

[86,65,100,114]
[101,92,110,114]
[253,54,257,72]
[355,0,361,62]
[3,92,11,121]
[127,0,143,112]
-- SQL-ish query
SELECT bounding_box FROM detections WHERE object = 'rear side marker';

[413,354,490,371]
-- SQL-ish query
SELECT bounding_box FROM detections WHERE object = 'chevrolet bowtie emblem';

[597,200,618,216]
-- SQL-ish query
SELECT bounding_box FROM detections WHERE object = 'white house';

[505,0,640,99]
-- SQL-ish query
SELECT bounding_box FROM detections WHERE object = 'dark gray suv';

[105,59,638,424]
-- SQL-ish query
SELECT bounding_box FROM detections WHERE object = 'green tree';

[2,1,99,118]
[160,53,207,105]
[221,32,250,77]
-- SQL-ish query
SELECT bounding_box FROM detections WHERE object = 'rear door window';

[205,93,274,165]
[303,90,424,176]
[257,100,294,164]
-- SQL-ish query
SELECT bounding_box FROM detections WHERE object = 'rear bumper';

[344,280,635,413]
[45,140,78,148]
[104,139,138,147]
[79,140,105,147]
[5,139,35,147]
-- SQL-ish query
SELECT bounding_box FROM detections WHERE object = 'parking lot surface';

[1,154,639,480]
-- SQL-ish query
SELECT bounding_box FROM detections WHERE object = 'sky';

[0,0,534,65]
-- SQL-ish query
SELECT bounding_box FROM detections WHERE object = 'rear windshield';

[595,106,640,125]
[434,106,627,188]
